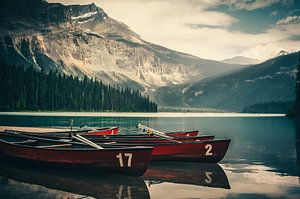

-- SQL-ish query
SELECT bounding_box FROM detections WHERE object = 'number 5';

[205,172,213,184]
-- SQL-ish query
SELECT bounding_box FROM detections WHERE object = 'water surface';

[0,113,299,198]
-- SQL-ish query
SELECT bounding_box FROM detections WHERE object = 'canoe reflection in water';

[0,156,230,198]
[295,117,300,183]
[144,162,230,189]
[0,154,150,199]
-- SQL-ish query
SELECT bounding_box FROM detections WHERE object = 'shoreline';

[0,112,286,118]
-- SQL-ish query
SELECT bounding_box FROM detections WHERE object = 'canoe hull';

[150,140,230,163]
[84,127,119,135]
[0,135,152,176]
[165,130,198,137]
[97,139,230,163]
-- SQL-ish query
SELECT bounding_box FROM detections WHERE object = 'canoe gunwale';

[3,126,118,134]
[0,133,153,151]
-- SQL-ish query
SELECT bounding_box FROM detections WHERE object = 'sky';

[47,0,300,61]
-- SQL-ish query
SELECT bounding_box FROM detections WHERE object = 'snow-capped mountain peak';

[276,50,289,57]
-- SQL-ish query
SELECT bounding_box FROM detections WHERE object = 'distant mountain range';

[221,56,261,65]
[154,52,299,112]
[0,0,299,112]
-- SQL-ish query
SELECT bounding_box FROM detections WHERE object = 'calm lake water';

[0,113,299,198]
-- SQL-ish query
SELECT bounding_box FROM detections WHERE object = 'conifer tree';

[0,61,158,112]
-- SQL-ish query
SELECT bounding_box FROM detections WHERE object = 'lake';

[0,113,299,198]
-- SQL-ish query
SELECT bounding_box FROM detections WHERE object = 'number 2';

[205,144,213,156]
[116,153,133,167]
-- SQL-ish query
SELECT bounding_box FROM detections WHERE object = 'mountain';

[182,52,299,112]
[221,56,261,65]
[288,54,300,117]
[0,0,245,93]
[277,50,289,57]
[154,52,299,112]
[2,0,297,113]
[295,57,300,116]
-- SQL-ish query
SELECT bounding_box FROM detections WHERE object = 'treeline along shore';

[0,61,157,112]
[288,55,300,118]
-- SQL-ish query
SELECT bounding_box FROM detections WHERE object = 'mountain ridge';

[183,51,299,112]
[221,56,261,65]
[0,0,246,92]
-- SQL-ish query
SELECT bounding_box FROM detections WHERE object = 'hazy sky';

[47,0,300,61]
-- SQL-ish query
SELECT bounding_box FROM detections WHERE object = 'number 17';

[116,153,133,167]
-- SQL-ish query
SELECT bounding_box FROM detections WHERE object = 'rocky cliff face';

[0,0,244,93]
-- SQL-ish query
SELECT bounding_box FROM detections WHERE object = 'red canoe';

[100,139,230,163]
[87,128,198,137]
[81,134,215,143]
[86,123,199,137]
[2,131,229,163]
[5,130,214,143]
[137,124,200,138]
[164,130,199,137]
[4,127,199,139]
[3,126,119,136]
[84,126,119,135]
[0,132,153,176]
[85,128,197,137]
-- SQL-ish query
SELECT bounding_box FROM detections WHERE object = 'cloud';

[100,0,299,60]
[242,15,300,59]
[99,0,241,59]
[272,15,300,38]
[47,0,300,60]
[276,15,300,25]
[220,0,280,11]
[101,0,237,27]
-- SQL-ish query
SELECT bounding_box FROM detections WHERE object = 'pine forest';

[0,61,157,112]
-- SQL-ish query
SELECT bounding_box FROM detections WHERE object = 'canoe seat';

[36,143,72,148]
[11,139,38,145]
[103,141,117,145]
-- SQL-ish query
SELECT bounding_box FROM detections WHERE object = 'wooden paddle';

[71,134,104,149]
[137,123,181,143]
[4,129,104,149]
